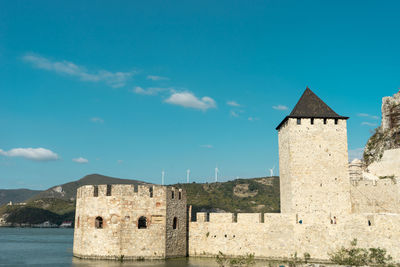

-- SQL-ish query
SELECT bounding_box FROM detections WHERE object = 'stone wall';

[350,179,400,213]
[189,212,400,262]
[278,118,351,215]
[165,187,187,258]
[367,148,400,178]
[73,184,187,260]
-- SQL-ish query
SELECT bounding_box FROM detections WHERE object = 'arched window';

[138,216,147,229]
[95,216,103,229]
[173,217,178,229]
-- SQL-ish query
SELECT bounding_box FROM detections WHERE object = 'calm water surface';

[0,228,221,267]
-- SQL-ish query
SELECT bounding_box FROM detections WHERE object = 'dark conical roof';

[276,87,348,130]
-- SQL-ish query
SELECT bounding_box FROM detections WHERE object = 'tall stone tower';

[276,88,351,216]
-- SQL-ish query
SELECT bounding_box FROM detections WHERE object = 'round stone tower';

[73,184,187,260]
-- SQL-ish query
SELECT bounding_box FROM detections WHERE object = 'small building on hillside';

[60,221,73,228]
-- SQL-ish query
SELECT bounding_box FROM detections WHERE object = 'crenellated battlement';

[195,212,296,224]
[277,117,347,132]
[76,184,184,199]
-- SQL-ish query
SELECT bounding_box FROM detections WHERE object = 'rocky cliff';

[363,90,400,166]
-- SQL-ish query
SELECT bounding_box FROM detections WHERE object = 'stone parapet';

[76,184,181,199]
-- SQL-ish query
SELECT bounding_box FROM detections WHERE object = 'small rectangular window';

[335,119,338,125]
[310,118,314,125]
[178,191,182,200]
[93,186,98,197]
[171,191,175,199]
[323,118,327,124]
[149,186,153,198]
[106,184,112,196]
[297,118,301,125]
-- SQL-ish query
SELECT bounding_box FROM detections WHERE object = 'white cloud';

[91,117,104,123]
[349,148,364,161]
[23,53,135,88]
[147,75,169,81]
[357,113,379,120]
[227,101,241,107]
[272,105,289,110]
[117,160,123,164]
[248,117,259,121]
[165,92,216,111]
[0,147,59,161]
[133,86,170,96]
[72,157,89,164]
[200,144,213,149]
[230,110,239,117]
[361,122,378,127]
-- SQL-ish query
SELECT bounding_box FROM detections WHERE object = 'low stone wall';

[189,212,400,262]
[351,179,400,213]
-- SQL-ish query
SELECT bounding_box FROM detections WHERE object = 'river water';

[0,228,224,267]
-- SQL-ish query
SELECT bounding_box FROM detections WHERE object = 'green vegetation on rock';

[363,99,400,166]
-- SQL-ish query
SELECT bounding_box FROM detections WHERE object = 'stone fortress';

[73,88,400,262]
[73,184,187,259]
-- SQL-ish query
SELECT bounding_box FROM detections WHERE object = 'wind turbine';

[215,166,219,182]
[269,166,275,177]
[186,169,190,183]
[161,170,165,185]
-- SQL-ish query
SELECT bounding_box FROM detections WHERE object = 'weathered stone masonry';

[73,184,186,260]
[189,212,400,261]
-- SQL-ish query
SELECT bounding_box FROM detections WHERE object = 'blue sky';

[1,1,399,189]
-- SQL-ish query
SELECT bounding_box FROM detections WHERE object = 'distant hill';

[29,173,148,202]
[0,174,280,225]
[0,189,42,206]
[175,177,280,215]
